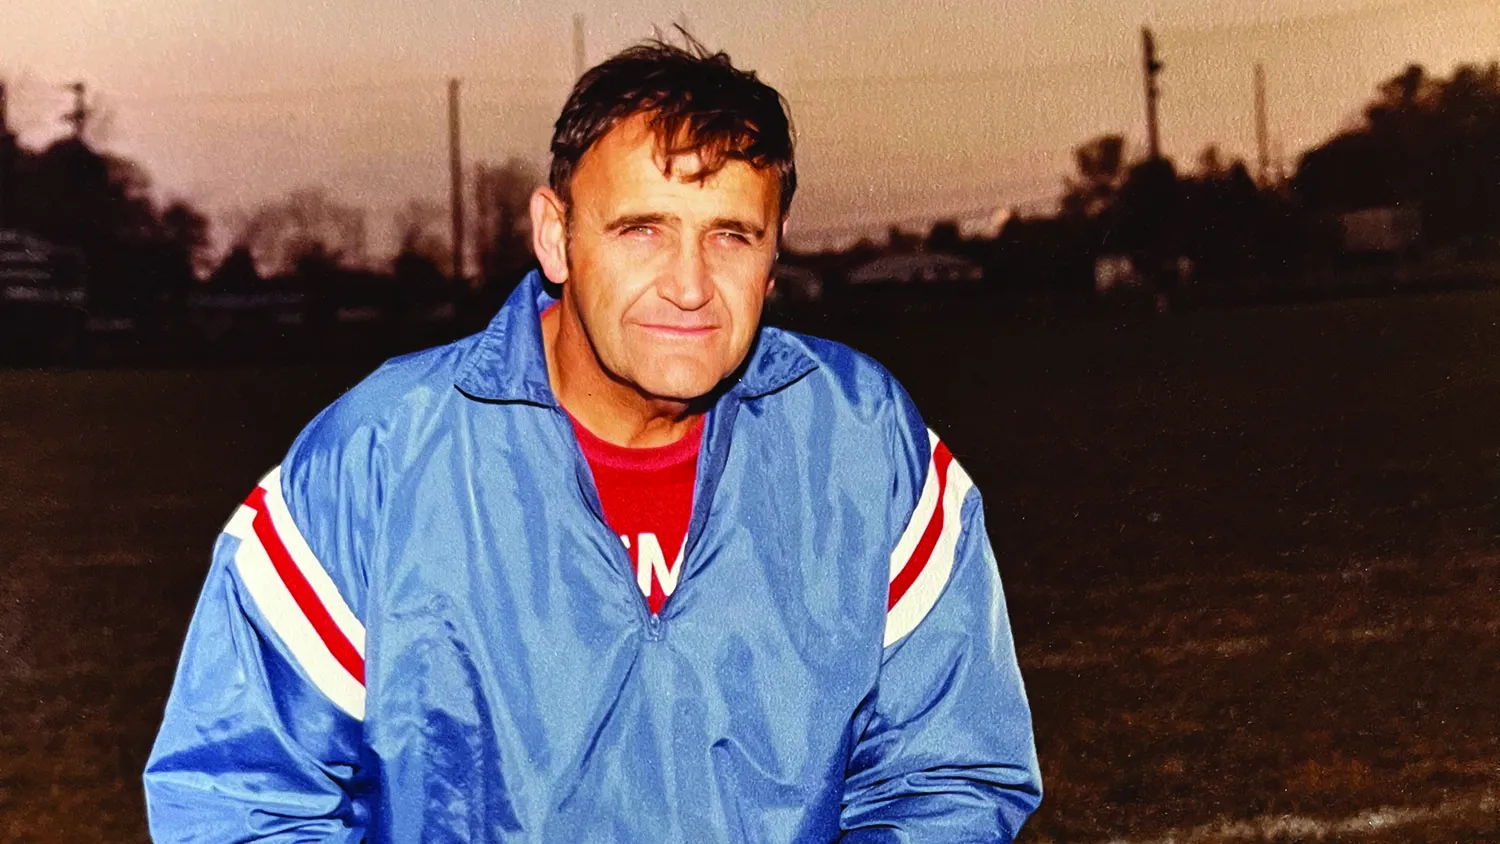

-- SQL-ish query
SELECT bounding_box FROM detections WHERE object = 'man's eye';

[622,226,656,238]
[714,231,751,246]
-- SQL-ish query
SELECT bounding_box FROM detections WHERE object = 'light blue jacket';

[144,270,1041,842]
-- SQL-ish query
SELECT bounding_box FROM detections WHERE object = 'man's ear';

[530,187,569,285]
[766,218,790,295]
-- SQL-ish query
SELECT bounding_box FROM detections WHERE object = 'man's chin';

[637,382,717,405]
[631,368,727,406]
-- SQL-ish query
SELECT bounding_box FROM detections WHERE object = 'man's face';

[552,113,781,403]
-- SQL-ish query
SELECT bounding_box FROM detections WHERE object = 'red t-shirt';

[571,416,703,616]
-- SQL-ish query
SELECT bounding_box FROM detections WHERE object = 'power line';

[780,2,1493,92]
[780,56,1134,91]
[57,0,1499,112]
[17,0,1494,111]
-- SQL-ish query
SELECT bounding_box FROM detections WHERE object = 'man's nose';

[659,239,712,310]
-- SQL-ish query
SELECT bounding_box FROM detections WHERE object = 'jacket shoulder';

[768,328,929,452]
[289,334,480,460]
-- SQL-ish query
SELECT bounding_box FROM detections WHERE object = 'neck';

[542,301,703,448]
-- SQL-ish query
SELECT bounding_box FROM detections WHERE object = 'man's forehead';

[571,115,779,214]
[582,116,702,181]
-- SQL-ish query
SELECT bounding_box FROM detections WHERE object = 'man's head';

[531,38,796,408]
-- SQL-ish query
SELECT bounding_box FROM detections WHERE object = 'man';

[145,39,1041,842]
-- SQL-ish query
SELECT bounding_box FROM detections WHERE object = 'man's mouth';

[635,322,718,337]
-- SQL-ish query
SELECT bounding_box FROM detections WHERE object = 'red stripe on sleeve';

[244,486,366,686]
[888,441,954,611]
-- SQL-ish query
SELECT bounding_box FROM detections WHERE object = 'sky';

[2,0,1497,254]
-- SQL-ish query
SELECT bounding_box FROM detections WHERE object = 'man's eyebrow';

[605,212,673,232]
[707,217,768,239]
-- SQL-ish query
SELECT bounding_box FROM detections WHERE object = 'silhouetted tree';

[1115,157,1182,256]
[1294,62,1500,250]
[390,198,453,320]
[473,158,539,294]
[207,246,262,292]
[10,134,207,316]
[235,187,367,276]
[1180,155,1268,279]
[161,201,212,278]
[393,198,449,274]
[0,101,17,229]
[924,220,963,254]
[1062,134,1128,220]
[885,225,921,253]
[1196,143,1230,180]
[984,214,1094,294]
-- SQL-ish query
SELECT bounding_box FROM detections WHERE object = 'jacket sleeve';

[840,432,1042,842]
[143,422,378,842]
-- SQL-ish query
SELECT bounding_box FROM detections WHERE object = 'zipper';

[674,397,740,590]
[558,407,659,633]
[555,394,742,639]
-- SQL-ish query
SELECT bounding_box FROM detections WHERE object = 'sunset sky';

[3,0,1497,252]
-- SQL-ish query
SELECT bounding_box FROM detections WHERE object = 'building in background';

[0,228,87,360]
[847,253,983,286]
[1340,207,1422,255]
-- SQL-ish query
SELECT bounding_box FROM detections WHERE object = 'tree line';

[793,61,1500,299]
[2,60,1497,332]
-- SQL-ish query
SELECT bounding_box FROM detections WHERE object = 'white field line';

[1033,791,1499,844]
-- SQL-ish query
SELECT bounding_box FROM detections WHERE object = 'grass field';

[4,289,1500,841]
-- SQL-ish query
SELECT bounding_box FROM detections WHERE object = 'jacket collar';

[453,269,816,405]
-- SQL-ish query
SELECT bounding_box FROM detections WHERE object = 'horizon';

[2,0,1497,257]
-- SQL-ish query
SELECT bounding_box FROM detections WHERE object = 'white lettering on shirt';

[624,532,683,599]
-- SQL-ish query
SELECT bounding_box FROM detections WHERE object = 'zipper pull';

[645,612,666,641]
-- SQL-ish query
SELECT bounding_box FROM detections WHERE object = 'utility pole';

[449,78,465,285]
[573,14,587,79]
[1254,63,1271,186]
[1141,27,1164,162]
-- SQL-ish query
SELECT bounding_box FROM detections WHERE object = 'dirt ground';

[3,289,1500,842]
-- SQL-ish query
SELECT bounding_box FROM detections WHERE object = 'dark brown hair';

[548,35,797,218]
